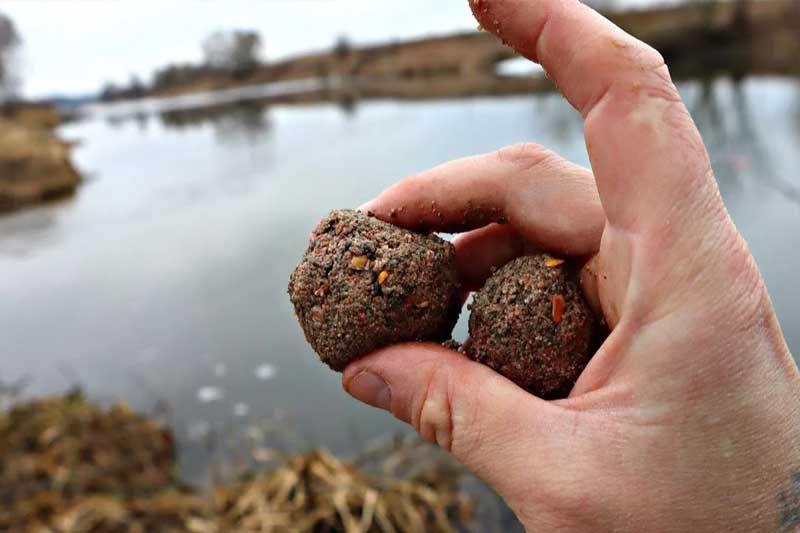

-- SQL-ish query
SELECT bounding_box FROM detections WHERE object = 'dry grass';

[215,446,472,532]
[0,104,81,213]
[0,394,474,532]
[0,392,182,531]
[0,103,63,130]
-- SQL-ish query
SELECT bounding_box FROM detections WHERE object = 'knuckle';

[585,41,679,117]
[495,143,554,173]
[630,45,678,101]
[633,42,667,74]
[413,362,455,451]
[650,60,674,88]
[608,35,668,81]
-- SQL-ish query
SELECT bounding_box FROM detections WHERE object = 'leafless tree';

[333,35,352,59]
[0,11,21,102]
[202,30,262,77]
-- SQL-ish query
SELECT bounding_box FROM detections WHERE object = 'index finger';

[362,143,604,257]
[473,0,723,235]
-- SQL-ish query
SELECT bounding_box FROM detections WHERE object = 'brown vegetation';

[0,394,473,532]
[0,103,81,214]
[1,103,62,129]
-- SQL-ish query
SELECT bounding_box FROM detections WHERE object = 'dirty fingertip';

[357,199,376,212]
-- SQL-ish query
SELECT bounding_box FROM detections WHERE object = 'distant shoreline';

[132,0,799,103]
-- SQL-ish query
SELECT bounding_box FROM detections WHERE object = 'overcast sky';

[2,1,478,98]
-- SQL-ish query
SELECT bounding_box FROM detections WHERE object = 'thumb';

[342,343,566,508]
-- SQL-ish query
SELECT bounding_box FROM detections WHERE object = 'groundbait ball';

[466,254,598,399]
[289,209,462,371]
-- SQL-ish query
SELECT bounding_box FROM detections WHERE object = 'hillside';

[150,0,800,100]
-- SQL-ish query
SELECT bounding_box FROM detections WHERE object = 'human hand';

[343,0,800,530]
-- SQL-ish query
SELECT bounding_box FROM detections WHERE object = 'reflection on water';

[687,80,800,206]
[795,80,800,164]
[0,208,68,257]
[106,101,274,145]
[158,101,273,144]
[0,77,798,485]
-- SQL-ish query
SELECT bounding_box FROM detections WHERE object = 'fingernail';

[346,371,391,411]
[357,199,375,212]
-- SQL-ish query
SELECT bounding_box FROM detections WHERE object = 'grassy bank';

[0,393,475,532]
[0,103,81,214]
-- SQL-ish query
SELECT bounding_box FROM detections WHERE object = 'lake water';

[1,77,799,487]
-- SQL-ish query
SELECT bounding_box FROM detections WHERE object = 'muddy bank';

[0,394,473,532]
[0,104,81,214]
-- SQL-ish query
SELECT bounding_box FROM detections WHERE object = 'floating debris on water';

[232,402,250,417]
[254,363,276,381]
[196,386,225,403]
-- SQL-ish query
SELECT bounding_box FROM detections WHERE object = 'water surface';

[0,77,798,481]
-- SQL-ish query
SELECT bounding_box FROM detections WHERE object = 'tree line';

[102,30,263,101]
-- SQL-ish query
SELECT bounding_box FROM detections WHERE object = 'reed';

[0,394,474,532]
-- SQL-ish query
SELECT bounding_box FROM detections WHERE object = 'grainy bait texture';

[467,255,597,399]
[289,209,462,371]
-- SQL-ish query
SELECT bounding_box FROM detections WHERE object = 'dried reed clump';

[11,492,215,533]
[0,105,81,212]
[0,103,64,130]
[0,394,474,532]
[0,392,183,532]
[215,446,473,532]
[0,392,176,502]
